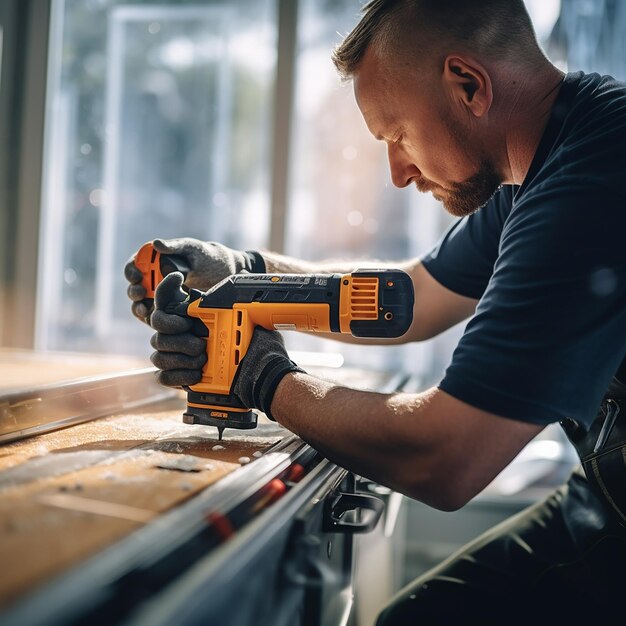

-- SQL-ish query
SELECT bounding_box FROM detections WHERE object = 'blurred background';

[2,0,625,385]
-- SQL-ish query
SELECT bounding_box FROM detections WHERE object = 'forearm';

[270,372,543,510]
[271,372,444,505]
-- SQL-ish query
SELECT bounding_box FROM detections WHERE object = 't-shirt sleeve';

[420,186,515,299]
[439,186,626,429]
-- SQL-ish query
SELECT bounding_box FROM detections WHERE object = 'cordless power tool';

[135,242,415,439]
[134,242,190,305]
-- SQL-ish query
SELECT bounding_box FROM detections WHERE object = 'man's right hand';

[124,237,266,325]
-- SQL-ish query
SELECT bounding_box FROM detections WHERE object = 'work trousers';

[375,468,626,625]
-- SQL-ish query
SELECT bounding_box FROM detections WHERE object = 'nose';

[387,143,420,188]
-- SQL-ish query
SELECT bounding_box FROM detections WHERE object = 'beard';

[419,114,503,218]
[428,159,502,218]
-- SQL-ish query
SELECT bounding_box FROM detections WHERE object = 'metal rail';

[0,367,177,443]
[0,434,313,626]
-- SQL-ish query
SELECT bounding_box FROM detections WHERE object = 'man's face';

[354,49,501,218]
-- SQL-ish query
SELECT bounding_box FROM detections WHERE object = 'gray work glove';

[149,273,305,419]
[149,272,207,388]
[233,327,306,421]
[125,238,266,325]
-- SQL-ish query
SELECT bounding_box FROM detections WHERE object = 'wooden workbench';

[0,350,284,607]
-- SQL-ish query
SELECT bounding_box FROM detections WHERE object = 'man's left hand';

[150,272,207,387]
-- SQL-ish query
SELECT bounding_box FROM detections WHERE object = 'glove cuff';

[242,250,266,274]
[256,357,306,421]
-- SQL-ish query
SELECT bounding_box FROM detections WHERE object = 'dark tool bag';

[561,375,626,527]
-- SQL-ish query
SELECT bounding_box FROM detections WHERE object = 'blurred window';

[38,0,275,355]
[545,0,626,78]
[37,0,625,387]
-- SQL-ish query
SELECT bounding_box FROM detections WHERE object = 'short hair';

[332,0,542,79]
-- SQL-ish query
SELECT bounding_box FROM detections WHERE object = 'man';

[125,0,626,622]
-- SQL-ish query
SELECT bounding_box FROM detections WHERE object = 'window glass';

[38,0,275,355]
[543,0,626,79]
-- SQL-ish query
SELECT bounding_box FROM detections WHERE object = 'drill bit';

[217,426,225,441]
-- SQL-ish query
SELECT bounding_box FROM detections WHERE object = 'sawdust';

[154,455,214,473]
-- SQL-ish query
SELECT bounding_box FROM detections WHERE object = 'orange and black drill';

[134,242,190,305]
[135,242,415,439]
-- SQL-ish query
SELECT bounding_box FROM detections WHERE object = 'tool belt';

[561,376,626,527]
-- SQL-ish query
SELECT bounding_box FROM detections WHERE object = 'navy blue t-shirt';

[421,72,626,429]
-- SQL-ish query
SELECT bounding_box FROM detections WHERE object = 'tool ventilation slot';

[150,248,158,291]
[349,277,378,319]
[234,311,243,365]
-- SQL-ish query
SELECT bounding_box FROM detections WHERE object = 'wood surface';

[0,396,283,607]
[0,350,388,609]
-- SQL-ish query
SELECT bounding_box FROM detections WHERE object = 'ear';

[442,55,492,118]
